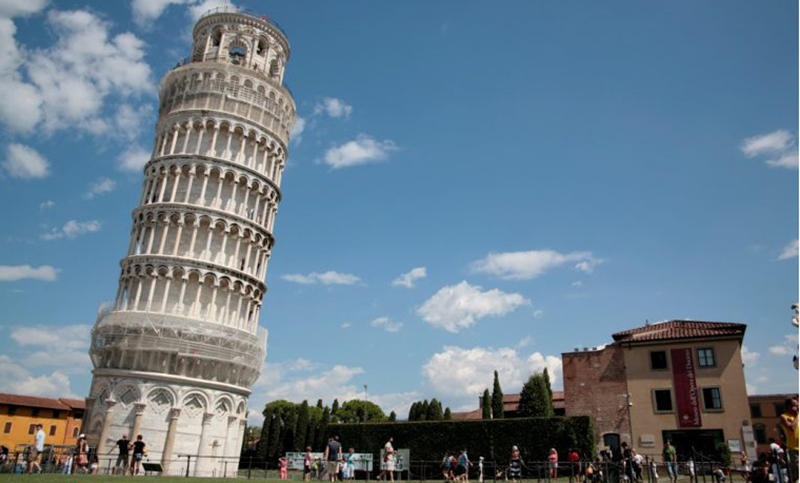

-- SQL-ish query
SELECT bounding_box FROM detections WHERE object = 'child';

[650,460,659,481]
[478,457,484,483]
[346,448,356,481]
[279,456,288,480]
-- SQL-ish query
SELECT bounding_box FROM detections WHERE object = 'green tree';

[295,400,310,451]
[305,406,322,451]
[443,407,452,420]
[420,400,430,421]
[518,373,553,417]
[491,370,505,419]
[408,402,418,421]
[283,408,299,452]
[543,368,553,400]
[317,399,324,409]
[337,400,387,423]
[389,411,397,422]
[427,398,443,421]
[256,406,275,460]
[482,389,492,419]
[331,399,340,423]
[315,406,331,449]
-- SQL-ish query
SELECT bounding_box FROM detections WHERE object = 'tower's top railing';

[198,5,288,39]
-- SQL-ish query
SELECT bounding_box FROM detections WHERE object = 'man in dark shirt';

[323,436,342,482]
[112,434,130,475]
[130,435,146,476]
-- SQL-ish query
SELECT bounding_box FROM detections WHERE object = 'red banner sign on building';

[671,348,702,428]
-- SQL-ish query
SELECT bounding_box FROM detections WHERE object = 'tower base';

[84,372,249,477]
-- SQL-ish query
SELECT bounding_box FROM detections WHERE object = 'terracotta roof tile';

[612,320,746,343]
[0,393,70,411]
[451,409,482,421]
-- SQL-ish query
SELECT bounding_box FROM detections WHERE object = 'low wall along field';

[326,416,595,463]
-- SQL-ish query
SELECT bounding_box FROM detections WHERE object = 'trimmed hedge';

[326,416,595,463]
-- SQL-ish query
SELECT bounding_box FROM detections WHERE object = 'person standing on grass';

[304,447,313,481]
[75,434,89,474]
[379,437,396,482]
[549,448,559,480]
[112,434,130,475]
[324,436,342,483]
[130,435,146,475]
[27,424,45,474]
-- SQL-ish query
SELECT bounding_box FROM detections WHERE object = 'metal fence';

[0,451,793,483]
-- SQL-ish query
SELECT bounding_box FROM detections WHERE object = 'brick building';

[749,394,798,455]
[563,320,755,461]
[452,392,565,420]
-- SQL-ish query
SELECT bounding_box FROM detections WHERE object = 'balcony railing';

[198,5,289,39]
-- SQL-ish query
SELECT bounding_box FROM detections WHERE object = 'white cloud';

[118,145,151,173]
[0,265,58,281]
[341,322,352,329]
[131,0,192,27]
[186,0,233,21]
[0,355,76,398]
[0,0,49,18]
[391,266,427,288]
[742,130,794,157]
[571,281,584,288]
[422,345,563,401]
[282,271,360,285]
[314,97,353,119]
[3,143,49,179]
[778,239,798,260]
[39,200,55,210]
[741,130,798,170]
[323,134,398,169]
[41,219,101,240]
[0,8,153,136]
[249,358,418,424]
[532,309,544,318]
[84,177,116,199]
[290,116,306,145]
[418,280,529,332]
[516,336,532,349]
[371,316,403,333]
[741,345,760,366]
[769,333,799,356]
[471,249,603,280]
[11,324,91,350]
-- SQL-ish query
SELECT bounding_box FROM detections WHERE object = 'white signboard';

[380,448,410,472]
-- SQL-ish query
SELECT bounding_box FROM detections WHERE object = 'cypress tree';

[256,407,274,462]
[408,402,418,421]
[420,400,430,421]
[267,412,283,459]
[306,412,318,451]
[543,368,553,400]
[315,406,331,448]
[295,400,310,451]
[427,398,443,421]
[388,411,396,422]
[481,389,492,419]
[283,408,299,452]
[491,370,505,419]
[317,399,324,409]
[519,373,554,417]
[443,407,452,420]
[331,399,340,422]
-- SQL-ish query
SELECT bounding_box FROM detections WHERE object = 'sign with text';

[380,448,410,472]
[285,452,374,472]
[671,348,702,428]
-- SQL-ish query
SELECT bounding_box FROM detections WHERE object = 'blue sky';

[0,0,797,422]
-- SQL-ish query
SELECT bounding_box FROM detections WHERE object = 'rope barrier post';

[224,460,228,478]
[248,456,252,479]
[185,455,191,478]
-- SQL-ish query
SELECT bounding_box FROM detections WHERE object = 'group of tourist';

[107,433,149,475]
[285,436,398,482]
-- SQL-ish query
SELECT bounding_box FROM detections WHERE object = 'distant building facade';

[0,393,85,450]
[452,392,565,420]
[563,320,756,461]
[749,394,798,455]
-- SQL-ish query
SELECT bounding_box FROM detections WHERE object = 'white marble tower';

[85,7,294,477]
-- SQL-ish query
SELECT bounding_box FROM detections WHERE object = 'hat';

[79,434,85,439]
[479,457,484,461]
[512,446,518,451]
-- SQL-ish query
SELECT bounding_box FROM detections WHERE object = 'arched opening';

[211,29,222,47]
[229,45,246,65]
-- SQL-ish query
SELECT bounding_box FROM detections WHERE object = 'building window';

[653,389,674,412]
[28,424,35,434]
[31,408,40,418]
[650,350,668,370]
[702,387,723,411]
[697,348,716,367]
[750,404,762,418]
[7,406,15,416]
[52,410,60,419]
[72,427,79,438]
[754,424,767,444]
[774,403,785,416]
[49,425,56,436]
[3,422,11,434]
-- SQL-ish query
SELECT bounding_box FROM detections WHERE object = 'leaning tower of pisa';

[84,7,294,476]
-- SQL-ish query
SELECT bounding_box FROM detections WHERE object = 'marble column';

[223,415,238,459]
[194,412,215,476]
[161,408,181,474]
[96,399,117,456]
[130,403,147,439]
